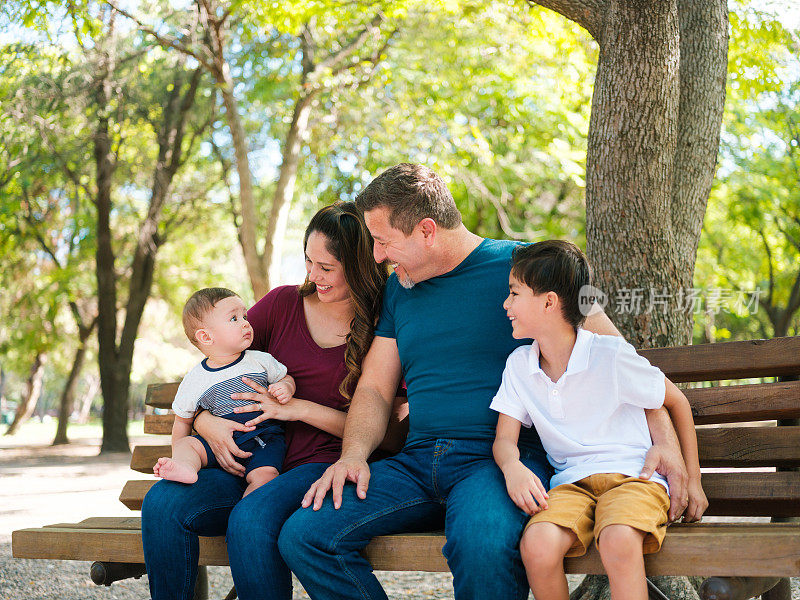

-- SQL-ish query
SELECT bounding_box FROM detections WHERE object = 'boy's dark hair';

[511,240,591,328]
[354,163,462,235]
[182,287,238,345]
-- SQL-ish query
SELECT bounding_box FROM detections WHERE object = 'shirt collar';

[527,328,593,379]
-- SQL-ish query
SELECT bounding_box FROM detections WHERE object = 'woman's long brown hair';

[298,201,389,400]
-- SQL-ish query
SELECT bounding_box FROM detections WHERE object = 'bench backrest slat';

[687,381,800,425]
[640,336,800,383]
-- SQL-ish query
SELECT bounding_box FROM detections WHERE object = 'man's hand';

[640,443,689,522]
[301,455,371,511]
[684,477,708,522]
[501,461,549,516]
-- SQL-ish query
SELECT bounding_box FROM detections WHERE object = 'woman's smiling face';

[305,231,350,303]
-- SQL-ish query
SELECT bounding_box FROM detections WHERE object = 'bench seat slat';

[12,521,800,577]
[119,471,800,517]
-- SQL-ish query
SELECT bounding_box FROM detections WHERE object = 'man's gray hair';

[355,163,462,235]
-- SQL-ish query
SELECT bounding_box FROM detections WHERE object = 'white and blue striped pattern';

[196,372,272,416]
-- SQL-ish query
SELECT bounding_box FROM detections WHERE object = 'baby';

[154,287,295,497]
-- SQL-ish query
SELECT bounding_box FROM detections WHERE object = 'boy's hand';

[683,477,708,522]
[502,461,549,515]
[268,381,293,403]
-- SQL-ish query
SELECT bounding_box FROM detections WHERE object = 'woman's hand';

[502,460,549,516]
[231,376,306,426]
[193,410,254,476]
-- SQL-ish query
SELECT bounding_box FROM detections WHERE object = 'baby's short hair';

[511,240,592,328]
[182,287,238,344]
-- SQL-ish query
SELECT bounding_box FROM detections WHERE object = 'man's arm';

[302,336,402,510]
[641,406,689,521]
[584,306,690,520]
[583,304,622,336]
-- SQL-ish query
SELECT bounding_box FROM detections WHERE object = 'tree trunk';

[263,91,318,291]
[670,0,728,338]
[5,353,46,436]
[585,0,682,349]
[534,0,727,348]
[52,342,88,445]
[93,14,127,453]
[98,61,202,454]
[77,375,100,424]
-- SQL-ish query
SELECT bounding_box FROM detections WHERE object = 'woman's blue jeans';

[278,439,552,600]
[141,461,331,600]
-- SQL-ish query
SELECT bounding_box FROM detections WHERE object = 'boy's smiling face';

[197,295,253,356]
[503,274,553,339]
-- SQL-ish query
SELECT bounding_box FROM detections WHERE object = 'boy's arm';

[493,414,548,515]
[171,415,194,448]
[662,377,707,522]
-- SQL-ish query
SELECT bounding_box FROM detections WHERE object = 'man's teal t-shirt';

[375,238,544,452]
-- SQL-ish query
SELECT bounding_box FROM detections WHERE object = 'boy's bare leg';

[521,522,577,600]
[153,437,207,484]
[243,466,279,497]
[597,525,648,600]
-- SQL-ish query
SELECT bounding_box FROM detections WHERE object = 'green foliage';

[696,1,800,341]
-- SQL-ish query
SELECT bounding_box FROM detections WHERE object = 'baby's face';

[201,296,253,355]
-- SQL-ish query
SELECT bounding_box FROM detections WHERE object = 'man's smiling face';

[364,206,429,289]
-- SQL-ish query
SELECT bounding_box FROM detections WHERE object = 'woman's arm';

[193,410,254,476]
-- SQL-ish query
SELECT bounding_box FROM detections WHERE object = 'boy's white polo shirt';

[490,329,668,492]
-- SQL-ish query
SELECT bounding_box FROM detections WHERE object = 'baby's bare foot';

[153,457,198,484]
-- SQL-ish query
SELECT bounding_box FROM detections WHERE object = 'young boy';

[153,287,295,497]
[491,241,707,600]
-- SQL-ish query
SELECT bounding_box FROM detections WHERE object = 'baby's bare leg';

[243,466,279,497]
[153,437,207,484]
[597,525,648,600]
[521,522,576,600]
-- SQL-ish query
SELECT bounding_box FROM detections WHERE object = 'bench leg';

[647,578,672,600]
[761,579,790,600]
[698,577,780,600]
[90,562,147,586]
[192,565,209,600]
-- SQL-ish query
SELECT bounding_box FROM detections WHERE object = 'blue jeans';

[141,461,332,600]
[279,439,552,600]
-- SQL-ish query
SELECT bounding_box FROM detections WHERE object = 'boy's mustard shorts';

[525,473,670,557]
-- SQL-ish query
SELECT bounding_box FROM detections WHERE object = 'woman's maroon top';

[247,285,349,471]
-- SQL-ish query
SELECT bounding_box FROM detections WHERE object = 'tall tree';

[108,0,398,297]
[531,0,728,348]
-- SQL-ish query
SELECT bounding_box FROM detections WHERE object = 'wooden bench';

[12,336,800,600]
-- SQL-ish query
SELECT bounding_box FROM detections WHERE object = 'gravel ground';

[1,429,796,600]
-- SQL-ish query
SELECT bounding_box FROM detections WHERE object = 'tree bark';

[670,0,729,339]
[532,0,727,349]
[5,353,47,436]
[585,0,682,349]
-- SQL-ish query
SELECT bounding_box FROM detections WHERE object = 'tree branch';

[528,0,607,40]
[103,0,216,73]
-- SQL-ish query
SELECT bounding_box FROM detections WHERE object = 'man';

[279,163,689,600]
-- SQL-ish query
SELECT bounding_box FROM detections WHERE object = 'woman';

[141,201,405,600]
